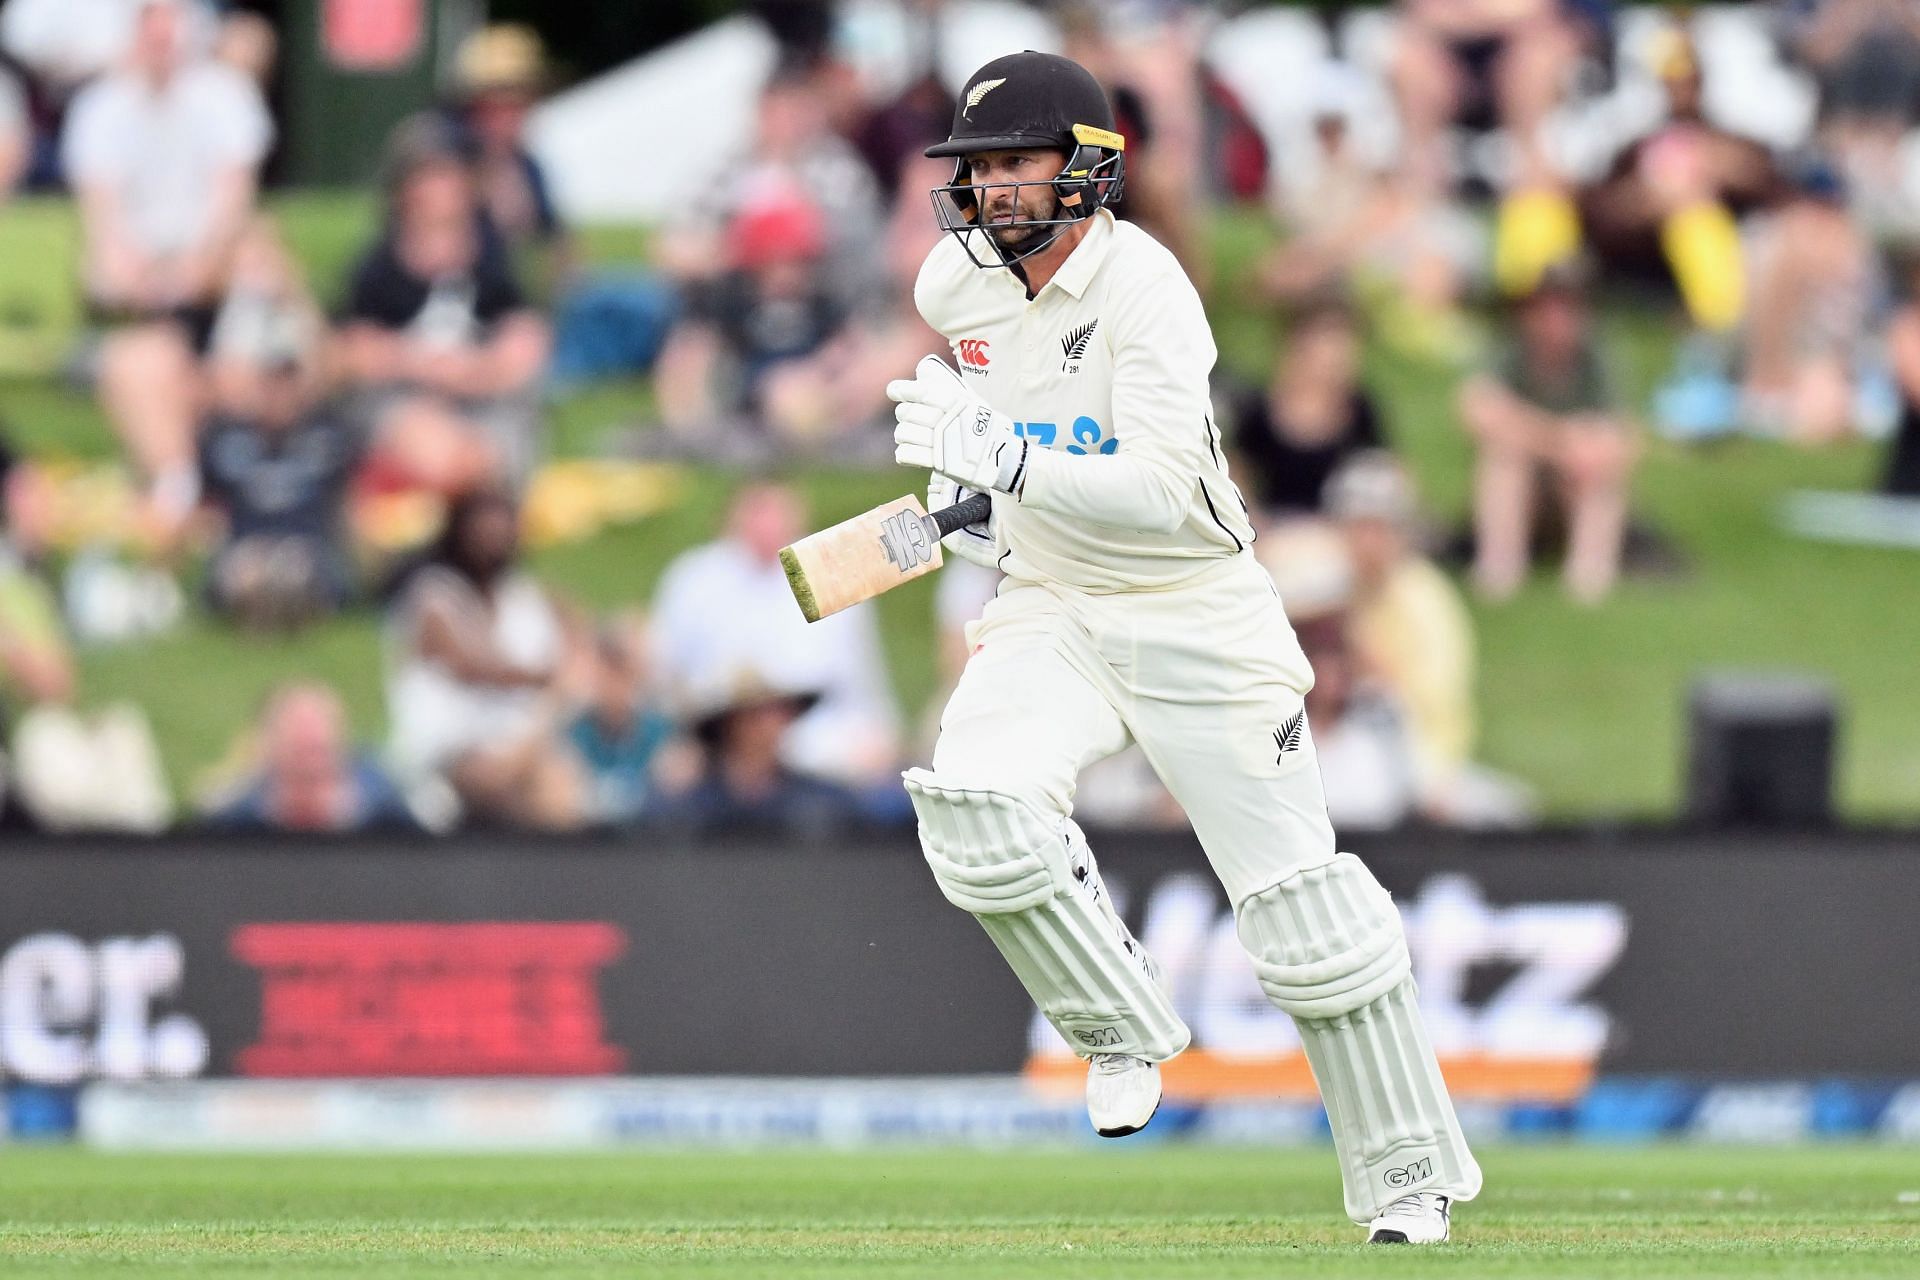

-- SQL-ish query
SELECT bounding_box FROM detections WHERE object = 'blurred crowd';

[1,0,1917,837]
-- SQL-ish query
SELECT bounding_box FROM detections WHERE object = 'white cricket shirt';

[913,208,1254,593]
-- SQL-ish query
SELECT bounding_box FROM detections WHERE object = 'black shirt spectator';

[1228,303,1387,514]
[1231,385,1385,514]
[343,225,527,342]
[199,406,361,549]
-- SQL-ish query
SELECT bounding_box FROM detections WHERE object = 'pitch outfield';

[1,1145,1915,1277]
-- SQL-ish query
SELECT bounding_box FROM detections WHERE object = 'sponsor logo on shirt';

[1060,318,1098,372]
[957,338,990,370]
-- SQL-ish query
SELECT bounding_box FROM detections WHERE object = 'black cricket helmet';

[926,50,1126,269]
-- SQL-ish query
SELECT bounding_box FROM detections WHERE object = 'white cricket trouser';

[935,552,1331,906]
[929,550,1481,1221]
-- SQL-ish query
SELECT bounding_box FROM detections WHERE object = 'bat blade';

[780,494,945,623]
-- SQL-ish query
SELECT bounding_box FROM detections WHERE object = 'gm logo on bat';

[878,509,935,573]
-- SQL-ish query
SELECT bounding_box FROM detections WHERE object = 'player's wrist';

[992,435,1029,495]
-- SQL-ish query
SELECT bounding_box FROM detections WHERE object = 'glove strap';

[997,438,1030,496]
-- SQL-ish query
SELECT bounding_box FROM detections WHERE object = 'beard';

[983,191,1061,254]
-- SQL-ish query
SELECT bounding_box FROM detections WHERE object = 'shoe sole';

[1092,1097,1160,1139]
[1367,1230,1409,1244]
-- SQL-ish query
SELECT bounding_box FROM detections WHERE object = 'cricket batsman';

[887,51,1482,1244]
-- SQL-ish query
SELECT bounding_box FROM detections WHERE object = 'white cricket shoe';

[1086,1053,1160,1137]
[1367,1192,1451,1244]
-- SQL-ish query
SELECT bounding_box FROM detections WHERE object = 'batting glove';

[927,471,1000,570]
[887,355,1029,495]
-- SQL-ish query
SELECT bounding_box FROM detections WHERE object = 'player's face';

[966,149,1067,253]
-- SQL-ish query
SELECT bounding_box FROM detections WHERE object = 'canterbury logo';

[1273,710,1305,761]
[963,77,1006,117]
[1060,319,1098,368]
[957,338,990,367]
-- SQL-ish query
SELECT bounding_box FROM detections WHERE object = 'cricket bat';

[781,492,993,623]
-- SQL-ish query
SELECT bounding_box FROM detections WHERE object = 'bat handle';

[928,492,993,539]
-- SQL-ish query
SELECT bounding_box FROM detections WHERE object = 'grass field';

[2,1146,1916,1276]
[1,195,1914,820]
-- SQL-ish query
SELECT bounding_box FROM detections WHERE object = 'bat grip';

[928,492,993,539]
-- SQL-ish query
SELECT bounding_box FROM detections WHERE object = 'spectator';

[1226,300,1388,516]
[1388,0,1588,196]
[651,480,899,787]
[1886,249,1920,497]
[1580,30,1777,338]
[657,665,861,838]
[447,24,568,270]
[205,682,415,832]
[1780,0,1920,233]
[195,217,358,628]
[0,64,28,199]
[3,0,214,100]
[1261,73,1479,362]
[442,23,681,391]
[385,487,588,830]
[0,439,173,833]
[657,65,885,315]
[1259,520,1420,832]
[568,622,683,826]
[1326,453,1472,780]
[1741,156,1879,444]
[62,0,272,528]
[1458,263,1639,603]
[338,125,549,493]
[655,186,885,454]
[0,439,73,721]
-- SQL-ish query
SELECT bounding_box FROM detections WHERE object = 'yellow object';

[1493,188,1583,297]
[520,460,686,549]
[1660,201,1745,333]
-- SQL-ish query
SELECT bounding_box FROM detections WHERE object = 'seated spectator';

[656,187,885,454]
[0,437,73,721]
[1387,0,1588,196]
[1226,300,1387,516]
[651,480,900,787]
[656,666,861,838]
[1,448,172,832]
[1458,264,1639,603]
[3,0,216,101]
[568,622,683,826]
[1886,249,1920,497]
[0,64,27,199]
[1580,30,1778,337]
[205,682,415,832]
[1780,0,1920,235]
[444,24,680,390]
[198,224,360,629]
[657,65,885,317]
[1324,453,1473,787]
[1324,452,1533,826]
[62,0,271,529]
[1261,74,1478,362]
[447,24,568,272]
[1741,157,1879,444]
[338,124,549,492]
[386,486,587,830]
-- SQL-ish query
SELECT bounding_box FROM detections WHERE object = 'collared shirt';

[913,209,1254,593]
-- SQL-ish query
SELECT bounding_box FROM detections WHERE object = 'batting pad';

[1239,855,1482,1222]
[904,768,1190,1062]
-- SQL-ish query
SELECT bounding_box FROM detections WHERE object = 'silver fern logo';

[1060,319,1098,371]
[963,77,1006,118]
[1273,710,1305,761]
